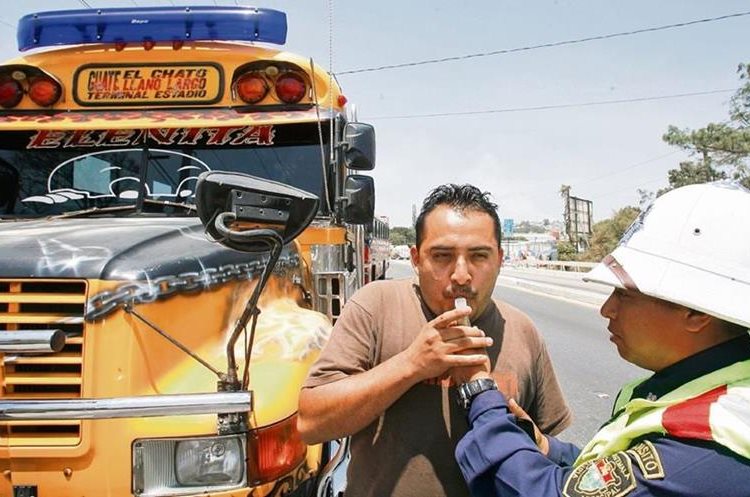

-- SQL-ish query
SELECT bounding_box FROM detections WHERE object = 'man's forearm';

[298,352,420,444]
[299,306,491,444]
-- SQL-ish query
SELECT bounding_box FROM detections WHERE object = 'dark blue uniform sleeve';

[456,389,750,497]
[546,435,580,466]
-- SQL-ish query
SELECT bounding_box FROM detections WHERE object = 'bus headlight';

[133,434,245,496]
[175,438,243,484]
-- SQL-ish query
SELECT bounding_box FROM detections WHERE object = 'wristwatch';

[457,377,497,410]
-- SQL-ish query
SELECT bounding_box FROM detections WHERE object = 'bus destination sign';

[74,63,224,106]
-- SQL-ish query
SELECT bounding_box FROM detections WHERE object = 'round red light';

[235,73,268,104]
[337,94,348,107]
[0,80,23,108]
[28,78,62,107]
[275,73,306,104]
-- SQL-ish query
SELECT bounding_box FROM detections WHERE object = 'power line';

[500,175,667,212]
[0,18,14,29]
[78,0,94,8]
[571,151,680,188]
[338,11,750,75]
[364,89,735,120]
[589,176,666,201]
[489,148,691,204]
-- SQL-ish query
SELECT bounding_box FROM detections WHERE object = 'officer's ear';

[683,309,713,334]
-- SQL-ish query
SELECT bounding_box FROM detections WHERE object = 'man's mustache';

[445,286,477,299]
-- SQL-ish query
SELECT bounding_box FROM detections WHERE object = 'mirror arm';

[213,213,285,391]
[124,305,223,379]
[334,195,348,225]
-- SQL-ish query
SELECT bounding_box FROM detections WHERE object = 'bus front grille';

[0,280,87,447]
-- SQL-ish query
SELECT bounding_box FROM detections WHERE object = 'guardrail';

[511,260,597,272]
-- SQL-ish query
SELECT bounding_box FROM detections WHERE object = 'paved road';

[386,260,646,446]
[500,266,611,307]
[493,284,645,445]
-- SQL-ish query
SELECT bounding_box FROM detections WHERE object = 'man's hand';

[449,354,491,385]
[402,306,493,383]
[299,306,492,443]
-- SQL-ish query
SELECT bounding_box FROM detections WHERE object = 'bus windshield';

[0,128,327,218]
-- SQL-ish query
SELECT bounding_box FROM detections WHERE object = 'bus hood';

[0,217,276,280]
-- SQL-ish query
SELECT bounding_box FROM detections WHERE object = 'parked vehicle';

[0,6,375,497]
[364,216,390,282]
[391,245,411,260]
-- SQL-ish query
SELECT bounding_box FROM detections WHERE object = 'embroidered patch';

[626,441,665,480]
[563,452,636,497]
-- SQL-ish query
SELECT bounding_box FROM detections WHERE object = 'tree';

[579,206,640,262]
[389,226,415,246]
[662,63,750,191]
[656,160,727,196]
[556,241,577,261]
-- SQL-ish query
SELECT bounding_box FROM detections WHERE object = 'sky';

[1,1,748,226]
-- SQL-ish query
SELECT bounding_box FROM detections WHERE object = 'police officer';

[452,181,750,497]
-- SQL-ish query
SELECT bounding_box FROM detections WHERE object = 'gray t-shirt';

[304,278,572,497]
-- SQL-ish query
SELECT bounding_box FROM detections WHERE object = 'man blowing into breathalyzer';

[298,183,571,497]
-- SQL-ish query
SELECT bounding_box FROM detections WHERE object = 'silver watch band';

[457,377,497,410]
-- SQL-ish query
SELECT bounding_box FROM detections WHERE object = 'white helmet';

[584,181,750,329]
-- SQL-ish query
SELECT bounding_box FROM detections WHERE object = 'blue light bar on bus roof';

[17,6,287,52]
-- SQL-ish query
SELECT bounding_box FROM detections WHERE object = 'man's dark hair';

[414,184,501,248]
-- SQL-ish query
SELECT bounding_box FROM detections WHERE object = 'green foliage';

[556,241,577,261]
[389,226,415,245]
[579,206,640,262]
[656,160,727,196]
[662,63,750,192]
[731,62,750,125]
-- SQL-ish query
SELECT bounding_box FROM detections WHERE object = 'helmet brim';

[584,245,750,330]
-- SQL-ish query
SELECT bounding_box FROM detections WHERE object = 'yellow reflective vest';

[575,359,750,465]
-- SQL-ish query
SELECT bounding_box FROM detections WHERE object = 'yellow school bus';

[0,6,376,497]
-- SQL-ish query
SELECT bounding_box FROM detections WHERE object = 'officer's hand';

[508,398,549,456]
[403,307,493,382]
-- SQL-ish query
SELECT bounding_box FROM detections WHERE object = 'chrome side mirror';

[342,174,374,225]
[343,122,375,171]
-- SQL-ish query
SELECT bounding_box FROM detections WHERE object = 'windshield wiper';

[50,199,196,219]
